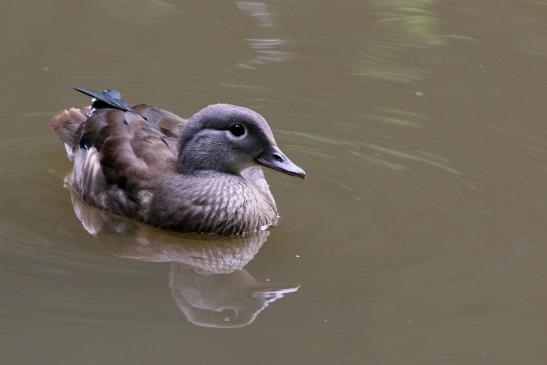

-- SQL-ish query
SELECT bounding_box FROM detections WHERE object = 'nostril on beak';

[272,153,284,162]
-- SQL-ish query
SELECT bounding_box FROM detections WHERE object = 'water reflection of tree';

[359,0,446,83]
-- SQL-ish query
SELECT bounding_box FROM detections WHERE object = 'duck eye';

[229,123,245,137]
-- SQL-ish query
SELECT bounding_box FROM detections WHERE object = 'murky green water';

[2,0,547,363]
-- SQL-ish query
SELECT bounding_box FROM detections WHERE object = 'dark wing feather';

[73,86,134,113]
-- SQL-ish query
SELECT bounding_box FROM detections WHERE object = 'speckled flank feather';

[51,95,282,235]
[147,170,277,235]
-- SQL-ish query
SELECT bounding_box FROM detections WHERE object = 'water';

[2,0,547,363]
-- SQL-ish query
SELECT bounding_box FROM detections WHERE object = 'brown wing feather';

[94,107,179,192]
[52,103,187,220]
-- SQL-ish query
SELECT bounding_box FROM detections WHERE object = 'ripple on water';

[0,131,300,329]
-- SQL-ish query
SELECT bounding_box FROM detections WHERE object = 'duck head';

[176,104,305,178]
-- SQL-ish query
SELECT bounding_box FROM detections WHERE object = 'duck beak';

[256,145,306,179]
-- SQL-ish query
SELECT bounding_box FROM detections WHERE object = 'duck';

[51,87,305,235]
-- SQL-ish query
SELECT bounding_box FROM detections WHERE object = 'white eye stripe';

[226,130,247,140]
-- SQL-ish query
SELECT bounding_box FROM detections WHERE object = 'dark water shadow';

[69,190,299,328]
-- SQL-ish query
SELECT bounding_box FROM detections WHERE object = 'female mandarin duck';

[51,87,305,235]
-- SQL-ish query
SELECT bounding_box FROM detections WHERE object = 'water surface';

[2,0,547,364]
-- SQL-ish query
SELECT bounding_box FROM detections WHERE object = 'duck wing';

[52,89,187,219]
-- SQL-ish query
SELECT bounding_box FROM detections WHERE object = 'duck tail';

[50,106,90,160]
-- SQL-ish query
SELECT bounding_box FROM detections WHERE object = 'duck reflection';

[69,190,299,328]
